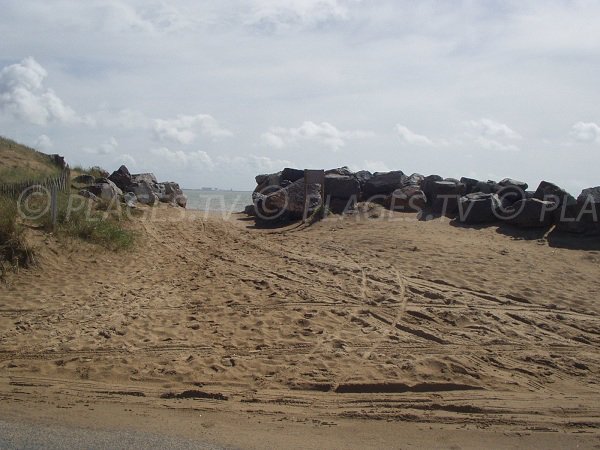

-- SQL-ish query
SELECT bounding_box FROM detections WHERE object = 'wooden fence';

[0,168,71,198]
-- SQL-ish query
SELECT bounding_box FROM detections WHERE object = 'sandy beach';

[1,206,599,448]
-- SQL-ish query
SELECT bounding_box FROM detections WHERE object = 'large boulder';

[281,167,304,183]
[254,171,282,194]
[420,175,444,201]
[430,180,466,214]
[363,170,406,198]
[457,193,502,223]
[326,166,354,177]
[402,173,425,187]
[460,177,480,195]
[496,178,528,205]
[533,181,576,207]
[503,198,556,228]
[555,186,600,234]
[84,178,123,203]
[108,165,133,191]
[324,174,360,199]
[131,172,158,185]
[263,178,322,219]
[130,180,159,205]
[385,186,427,211]
[156,182,187,208]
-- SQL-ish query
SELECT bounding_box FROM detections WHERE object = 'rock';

[555,186,600,234]
[475,180,497,194]
[72,174,95,185]
[326,166,354,176]
[243,204,256,216]
[78,189,99,202]
[430,180,466,214]
[130,181,159,205]
[503,198,556,227]
[131,172,158,185]
[327,196,357,214]
[84,179,123,203]
[498,178,528,191]
[496,178,528,205]
[385,186,427,211]
[324,174,360,200]
[402,173,425,187]
[263,178,322,219]
[123,192,137,208]
[457,193,502,223]
[156,182,187,207]
[354,170,372,186]
[254,172,282,194]
[533,181,576,207]
[460,177,480,195]
[363,170,406,198]
[420,175,444,201]
[281,167,304,183]
[108,165,133,191]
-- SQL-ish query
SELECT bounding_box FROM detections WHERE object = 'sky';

[0,0,599,193]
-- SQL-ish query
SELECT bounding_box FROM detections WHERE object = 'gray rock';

[131,172,158,185]
[533,181,576,207]
[78,189,99,202]
[363,170,406,198]
[457,193,502,223]
[123,192,137,208]
[402,173,425,187]
[281,167,304,183]
[325,174,360,200]
[420,175,444,201]
[84,179,123,203]
[108,165,132,191]
[263,179,322,219]
[430,180,466,214]
[326,166,354,176]
[254,172,282,194]
[130,181,159,205]
[555,186,600,234]
[460,177,480,194]
[386,186,427,211]
[504,198,556,227]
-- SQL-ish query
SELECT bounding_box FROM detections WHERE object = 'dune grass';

[0,195,35,278]
[33,193,137,251]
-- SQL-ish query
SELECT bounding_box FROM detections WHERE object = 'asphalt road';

[0,419,234,450]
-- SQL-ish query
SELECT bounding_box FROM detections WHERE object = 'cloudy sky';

[1,0,599,192]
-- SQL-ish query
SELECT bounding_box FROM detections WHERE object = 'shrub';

[0,195,35,277]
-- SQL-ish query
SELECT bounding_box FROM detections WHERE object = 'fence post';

[50,185,58,230]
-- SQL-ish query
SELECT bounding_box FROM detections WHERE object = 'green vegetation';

[71,165,108,180]
[32,193,137,251]
[0,195,35,278]
[0,136,136,278]
[0,136,61,183]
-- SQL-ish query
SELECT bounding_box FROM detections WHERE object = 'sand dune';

[1,207,599,446]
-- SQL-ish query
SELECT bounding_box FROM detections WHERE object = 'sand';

[1,205,599,448]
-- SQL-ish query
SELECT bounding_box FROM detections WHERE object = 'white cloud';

[0,57,88,125]
[465,118,521,140]
[83,136,118,155]
[474,136,520,153]
[262,121,373,151]
[246,0,355,31]
[34,134,53,151]
[395,124,433,146]
[570,121,600,144]
[152,114,232,144]
[151,147,215,168]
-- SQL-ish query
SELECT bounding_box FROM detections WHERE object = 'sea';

[183,189,252,213]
